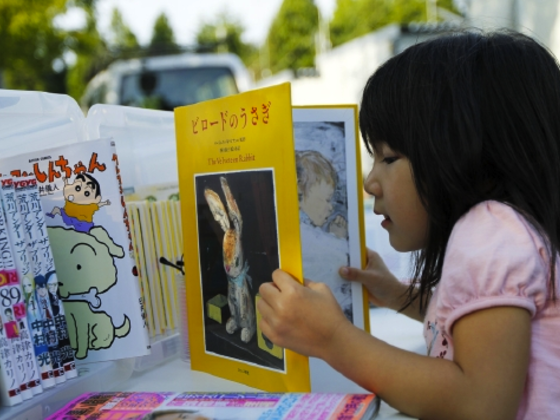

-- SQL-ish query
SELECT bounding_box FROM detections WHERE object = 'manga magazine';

[0,138,150,363]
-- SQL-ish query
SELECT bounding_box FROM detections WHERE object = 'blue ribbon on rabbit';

[204,176,256,343]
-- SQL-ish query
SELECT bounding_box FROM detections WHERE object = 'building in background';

[257,0,560,175]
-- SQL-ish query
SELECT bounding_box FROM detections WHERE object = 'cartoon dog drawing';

[204,176,255,343]
[47,225,131,359]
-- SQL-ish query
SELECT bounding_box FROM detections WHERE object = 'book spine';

[13,177,75,383]
[25,178,78,379]
[0,298,23,406]
[0,177,56,389]
[0,255,33,401]
[126,202,153,339]
[0,197,44,396]
[111,146,150,346]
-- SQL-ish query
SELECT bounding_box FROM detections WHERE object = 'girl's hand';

[257,269,352,359]
[339,248,409,311]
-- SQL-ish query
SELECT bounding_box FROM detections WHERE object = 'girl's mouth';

[381,215,391,228]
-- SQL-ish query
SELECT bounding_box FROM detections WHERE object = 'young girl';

[257,30,560,419]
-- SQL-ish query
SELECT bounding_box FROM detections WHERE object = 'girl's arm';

[258,269,530,420]
[339,248,425,322]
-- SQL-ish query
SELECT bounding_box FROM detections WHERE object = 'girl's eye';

[382,156,398,164]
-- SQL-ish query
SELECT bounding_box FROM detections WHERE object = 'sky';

[91,0,337,46]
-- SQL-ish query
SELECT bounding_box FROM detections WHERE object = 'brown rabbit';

[204,176,255,343]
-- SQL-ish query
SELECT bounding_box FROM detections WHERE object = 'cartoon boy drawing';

[48,173,110,233]
[295,150,353,321]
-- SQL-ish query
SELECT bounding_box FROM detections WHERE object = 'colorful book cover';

[175,83,307,391]
[0,307,22,406]
[47,391,378,420]
[0,191,44,395]
[13,177,73,383]
[0,138,150,363]
[0,177,57,389]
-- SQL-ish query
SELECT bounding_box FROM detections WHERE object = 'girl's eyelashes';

[382,156,398,164]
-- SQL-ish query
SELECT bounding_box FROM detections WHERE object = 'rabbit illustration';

[204,176,256,343]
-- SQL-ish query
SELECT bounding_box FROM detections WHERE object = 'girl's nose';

[364,169,382,198]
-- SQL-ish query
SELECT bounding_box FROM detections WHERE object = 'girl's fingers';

[258,281,280,305]
[272,268,303,291]
[339,266,363,282]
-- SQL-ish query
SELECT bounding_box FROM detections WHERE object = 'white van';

[81,52,253,111]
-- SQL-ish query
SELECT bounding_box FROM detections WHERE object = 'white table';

[118,307,425,419]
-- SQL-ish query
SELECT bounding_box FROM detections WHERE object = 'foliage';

[109,8,139,52]
[265,0,319,74]
[195,12,257,66]
[0,0,69,92]
[330,0,459,47]
[148,13,181,55]
[65,2,113,101]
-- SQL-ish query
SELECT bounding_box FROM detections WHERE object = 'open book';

[175,83,368,392]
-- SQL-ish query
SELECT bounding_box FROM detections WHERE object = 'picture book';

[0,138,150,363]
[292,105,369,392]
[174,83,369,392]
[47,391,379,420]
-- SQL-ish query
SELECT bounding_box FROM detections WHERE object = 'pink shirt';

[424,201,560,419]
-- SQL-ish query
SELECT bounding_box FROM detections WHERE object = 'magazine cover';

[175,83,308,391]
[47,391,378,420]
[0,138,150,363]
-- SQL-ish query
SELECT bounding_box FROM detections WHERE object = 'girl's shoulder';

[452,200,543,249]
[440,200,551,317]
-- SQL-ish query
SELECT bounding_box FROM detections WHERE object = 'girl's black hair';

[360,29,560,313]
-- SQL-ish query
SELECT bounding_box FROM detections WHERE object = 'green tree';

[0,0,69,92]
[148,13,181,55]
[65,2,111,101]
[265,0,319,74]
[108,8,139,53]
[330,0,458,47]
[195,12,257,65]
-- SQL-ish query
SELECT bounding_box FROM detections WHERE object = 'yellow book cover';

[175,83,308,391]
[175,84,370,393]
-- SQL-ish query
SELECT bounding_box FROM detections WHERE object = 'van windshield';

[120,66,239,111]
